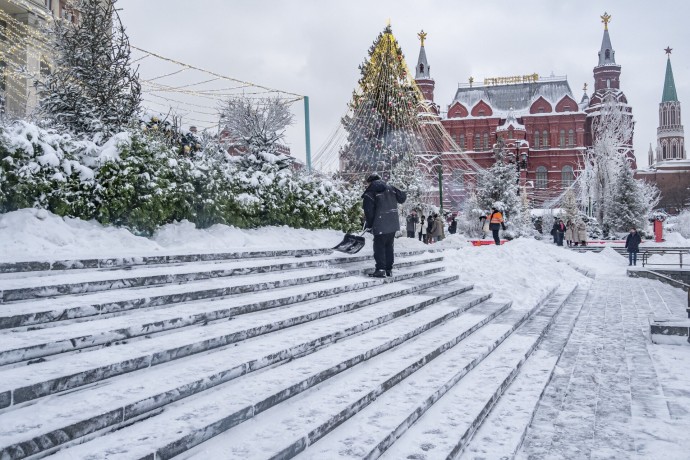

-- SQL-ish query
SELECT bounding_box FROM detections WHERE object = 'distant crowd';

[405,212,456,244]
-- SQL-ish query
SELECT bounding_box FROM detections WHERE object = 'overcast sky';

[118,0,689,168]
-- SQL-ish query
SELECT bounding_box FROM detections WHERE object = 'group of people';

[550,218,588,247]
[361,173,644,277]
[406,213,453,244]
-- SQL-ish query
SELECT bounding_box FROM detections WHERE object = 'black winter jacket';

[363,180,407,235]
[625,232,642,253]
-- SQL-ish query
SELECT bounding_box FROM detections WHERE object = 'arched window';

[562,165,575,187]
[606,79,611,88]
[483,133,489,150]
[536,166,548,189]
[605,49,611,59]
[474,133,481,150]
[559,129,565,147]
[534,131,540,148]
[419,63,424,74]
[662,142,668,159]
[568,129,575,147]
[671,110,676,125]
[672,142,678,158]
[542,130,549,147]
[459,134,465,149]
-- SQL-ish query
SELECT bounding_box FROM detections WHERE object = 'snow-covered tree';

[39,0,141,139]
[219,96,293,160]
[562,188,579,224]
[605,159,643,231]
[475,139,519,219]
[579,96,633,228]
[513,192,537,238]
[457,191,485,237]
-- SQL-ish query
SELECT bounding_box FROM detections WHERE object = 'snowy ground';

[1,209,689,458]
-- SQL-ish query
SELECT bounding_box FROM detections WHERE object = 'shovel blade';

[333,233,366,254]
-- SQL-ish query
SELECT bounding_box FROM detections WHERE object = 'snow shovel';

[332,229,367,254]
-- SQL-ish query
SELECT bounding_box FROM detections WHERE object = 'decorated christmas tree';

[339,25,422,183]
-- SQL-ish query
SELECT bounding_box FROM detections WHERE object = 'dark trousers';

[492,228,500,245]
[407,230,415,238]
[418,232,423,241]
[556,232,564,246]
[374,232,396,271]
[628,251,637,265]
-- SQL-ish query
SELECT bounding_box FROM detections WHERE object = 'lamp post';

[437,162,444,216]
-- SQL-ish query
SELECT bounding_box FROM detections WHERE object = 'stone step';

[0,248,337,274]
[0,284,484,459]
[189,298,521,460]
[460,284,590,460]
[287,291,555,460]
[378,284,578,460]
[0,268,455,409]
[0,254,444,329]
[0,266,454,365]
[35,289,496,460]
[0,251,442,302]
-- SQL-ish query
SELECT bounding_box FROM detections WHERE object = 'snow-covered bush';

[0,121,360,235]
[0,121,96,217]
[668,210,690,239]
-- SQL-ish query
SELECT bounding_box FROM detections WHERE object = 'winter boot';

[386,270,392,277]
[369,269,387,278]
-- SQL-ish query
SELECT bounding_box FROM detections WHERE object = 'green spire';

[662,55,678,102]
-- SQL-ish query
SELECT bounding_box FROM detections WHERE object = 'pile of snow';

[0,209,343,262]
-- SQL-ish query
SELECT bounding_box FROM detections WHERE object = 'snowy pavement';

[517,274,690,460]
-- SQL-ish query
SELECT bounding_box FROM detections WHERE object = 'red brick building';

[414,16,634,209]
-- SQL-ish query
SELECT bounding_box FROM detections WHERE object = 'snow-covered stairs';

[0,247,472,459]
[0,248,593,460]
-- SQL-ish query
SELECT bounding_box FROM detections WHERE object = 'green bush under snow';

[0,121,360,235]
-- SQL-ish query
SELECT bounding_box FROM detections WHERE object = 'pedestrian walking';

[405,212,418,238]
[488,207,505,245]
[553,219,566,246]
[577,220,588,246]
[430,214,443,243]
[448,217,457,235]
[362,174,407,277]
[417,215,427,242]
[565,220,575,247]
[426,215,435,244]
[625,227,642,266]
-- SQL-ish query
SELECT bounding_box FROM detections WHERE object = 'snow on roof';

[451,76,576,117]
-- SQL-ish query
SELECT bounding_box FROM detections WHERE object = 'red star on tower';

[665,46,673,55]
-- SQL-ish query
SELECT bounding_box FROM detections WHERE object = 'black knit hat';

[366,173,381,183]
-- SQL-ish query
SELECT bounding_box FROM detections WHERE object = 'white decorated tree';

[579,96,632,232]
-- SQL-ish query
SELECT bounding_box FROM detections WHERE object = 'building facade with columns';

[414,13,635,209]
[637,48,690,213]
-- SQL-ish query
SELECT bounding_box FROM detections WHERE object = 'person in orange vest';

[488,207,505,245]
